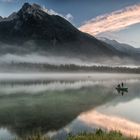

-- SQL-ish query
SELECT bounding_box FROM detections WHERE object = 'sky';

[0,0,140,48]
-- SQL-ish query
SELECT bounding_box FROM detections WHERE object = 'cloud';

[79,4,140,35]
[43,7,73,22]
[65,13,73,21]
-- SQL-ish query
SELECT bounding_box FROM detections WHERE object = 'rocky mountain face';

[0,3,137,63]
[0,3,79,42]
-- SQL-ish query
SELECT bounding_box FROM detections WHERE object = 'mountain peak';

[21,3,31,11]
[16,2,47,22]
[0,2,80,43]
[21,3,42,10]
[18,3,43,15]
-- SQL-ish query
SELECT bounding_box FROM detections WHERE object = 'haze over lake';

[0,73,139,139]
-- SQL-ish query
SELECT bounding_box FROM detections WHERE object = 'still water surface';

[0,73,139,140]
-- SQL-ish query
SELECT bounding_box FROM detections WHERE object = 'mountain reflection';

[0,74,139,139]
[0,80,116,138]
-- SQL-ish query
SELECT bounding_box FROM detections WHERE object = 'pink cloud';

[79,4,140,35]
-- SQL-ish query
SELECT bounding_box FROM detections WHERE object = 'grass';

[67,129,139,140]
[12,129,140,140]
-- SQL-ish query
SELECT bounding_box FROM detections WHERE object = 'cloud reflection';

[79,110,140,137]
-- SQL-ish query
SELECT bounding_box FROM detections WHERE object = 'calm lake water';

[0,73,139,140]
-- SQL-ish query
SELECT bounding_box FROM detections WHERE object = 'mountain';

[0,3,125,59]
[99,37,140,58]
[0,16,2,21]
[0,3,139,65]
[0,3,79,42]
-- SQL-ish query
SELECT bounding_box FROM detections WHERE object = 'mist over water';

[0,73,139,139]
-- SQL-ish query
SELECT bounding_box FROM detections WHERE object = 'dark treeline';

[1,62,140,73]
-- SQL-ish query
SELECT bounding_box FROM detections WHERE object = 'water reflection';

[0,128,15,140]
[50,78,140,139]
[0,83,115,138]
[0,73,139,139]
[78,110,140,137]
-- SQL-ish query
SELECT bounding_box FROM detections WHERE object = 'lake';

[0,73,139,140]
